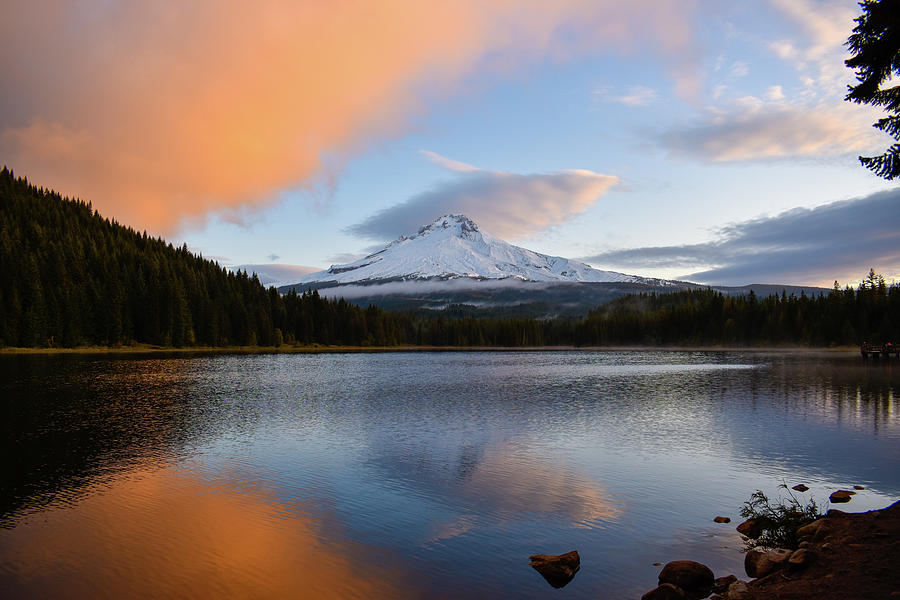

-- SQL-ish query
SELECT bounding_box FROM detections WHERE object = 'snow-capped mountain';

[296,214,669,285]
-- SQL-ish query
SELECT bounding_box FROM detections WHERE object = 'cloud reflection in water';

[0,466,415,599]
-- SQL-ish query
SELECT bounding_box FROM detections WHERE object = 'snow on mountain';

[296,214,666,285]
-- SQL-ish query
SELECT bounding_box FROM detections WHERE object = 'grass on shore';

[0,343,448,355]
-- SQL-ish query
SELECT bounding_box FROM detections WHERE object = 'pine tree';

[845,0,900,179]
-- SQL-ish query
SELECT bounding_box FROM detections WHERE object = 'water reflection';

[397,442,624,544]
[0,465,414,599]
[1,351,898,599]
[0,356,200,526]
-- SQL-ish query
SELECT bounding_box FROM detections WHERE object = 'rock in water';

[792,484,810,492]
[830,490,856,503]
[853,485,866,490]
[736,518,763,538]
[658,560,714,599]
[528,550,580,588]
[713,516,731,523]
[642,583,687,600]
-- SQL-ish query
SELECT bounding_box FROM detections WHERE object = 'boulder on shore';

[712,574,737,594]
[744,547,792,578]
[736,500,900,599]
[648,500,900,600]
[528,550,580,588]
[725,579,752,600]
[658,560,714,599]
[796,519,824,540]
[788,548,813,569]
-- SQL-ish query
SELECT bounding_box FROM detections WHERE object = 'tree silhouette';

[845,0,900,179]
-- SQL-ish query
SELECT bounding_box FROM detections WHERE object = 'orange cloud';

[1,1,697,233]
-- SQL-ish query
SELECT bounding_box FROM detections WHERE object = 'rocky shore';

[642,500,900,600]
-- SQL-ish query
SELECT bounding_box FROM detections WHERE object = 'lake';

[1,350,898,599]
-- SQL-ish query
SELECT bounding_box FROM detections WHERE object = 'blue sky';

[2,1,897,286]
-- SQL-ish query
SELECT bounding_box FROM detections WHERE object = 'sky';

[2,0,898,287]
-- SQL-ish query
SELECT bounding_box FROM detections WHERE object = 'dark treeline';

[575,280,899,346]
[407,280,899,347]
[1,167,430,348]
[2,167,280,347]
[2,167,897,348]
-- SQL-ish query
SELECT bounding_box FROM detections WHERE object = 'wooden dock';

[861,342,900,359]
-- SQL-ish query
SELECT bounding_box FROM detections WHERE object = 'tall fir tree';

[845,0,900,179]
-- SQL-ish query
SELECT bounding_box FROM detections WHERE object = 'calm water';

[1,350,898,599]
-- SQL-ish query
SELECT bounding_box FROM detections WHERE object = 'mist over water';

[1,351,898,599]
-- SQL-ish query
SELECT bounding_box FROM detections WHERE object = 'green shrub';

[739,483,821,550]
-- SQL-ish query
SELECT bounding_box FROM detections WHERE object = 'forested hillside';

[575,282,899,346]
[1,168,278,346]
[1,167,897,349]
[0,167,414,348]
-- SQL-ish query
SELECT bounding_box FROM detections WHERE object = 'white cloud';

[729,61,749,77]
[313,278,555,300]
[595,85,658,107]
[660,99,882,162]
[349,155,619,241]
[766,85,785,101]
[713,54,725,72]
[766,0,857,98]
[769,40,797,61]
[620,86,658,106]
[768,0,855,56]
[420,150,479,173]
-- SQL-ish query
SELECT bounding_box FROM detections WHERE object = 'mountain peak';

[416,214,479,239]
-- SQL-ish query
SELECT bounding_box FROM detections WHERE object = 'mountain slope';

[297,214,674,285]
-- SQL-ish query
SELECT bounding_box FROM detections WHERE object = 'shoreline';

[0,344,863,357]
[644,500,900,600]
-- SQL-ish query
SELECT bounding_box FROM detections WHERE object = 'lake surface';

[1,350,898,599]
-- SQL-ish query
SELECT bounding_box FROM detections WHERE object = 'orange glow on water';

[1,467,415,598]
